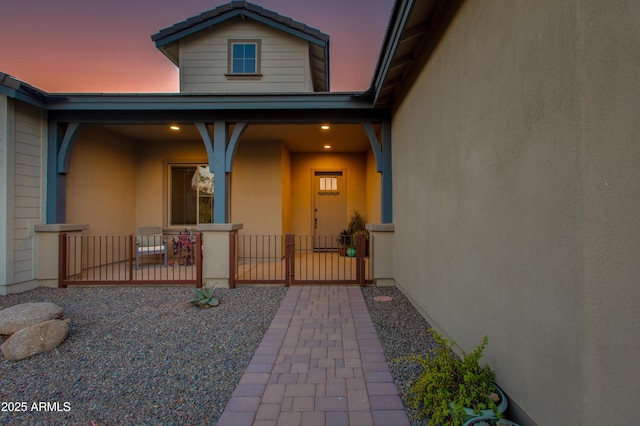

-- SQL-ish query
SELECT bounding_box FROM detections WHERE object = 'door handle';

[314,218,318,229]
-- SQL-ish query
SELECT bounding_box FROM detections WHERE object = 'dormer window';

[227,39,262,77]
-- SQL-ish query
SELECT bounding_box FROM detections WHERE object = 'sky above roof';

[0,0,394,93]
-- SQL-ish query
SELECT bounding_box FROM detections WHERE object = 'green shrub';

[407,328,500,426]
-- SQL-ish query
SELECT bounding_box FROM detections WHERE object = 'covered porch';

[38,93,395,288]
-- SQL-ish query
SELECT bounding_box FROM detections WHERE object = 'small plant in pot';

[407,328,507,426]
[346,210,368,257]
[337,230,351,256]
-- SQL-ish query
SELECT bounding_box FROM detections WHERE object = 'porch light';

[170,125,180,131]
[321,125,330,130]
[324,144,332,149]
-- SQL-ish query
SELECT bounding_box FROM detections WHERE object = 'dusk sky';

[0,0,395,93]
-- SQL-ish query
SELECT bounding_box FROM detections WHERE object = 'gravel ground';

[0,286,286,425]
[362,286,438,426]
[1,285,436,426]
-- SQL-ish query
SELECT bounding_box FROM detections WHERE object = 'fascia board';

[154,10,328,49]
[370,0,415,105]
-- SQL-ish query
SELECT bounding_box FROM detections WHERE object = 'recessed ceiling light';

[324,145,332,149]
[321,125,330,130]
[170,125,180,131]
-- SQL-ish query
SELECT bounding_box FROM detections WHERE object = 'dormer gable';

[151,1,329,93]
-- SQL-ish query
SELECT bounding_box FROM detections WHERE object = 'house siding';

[391,0,640,424]
[179,19,312,93]
[13,101,44,284]
[0,99,45,292]
[0,95,8,290]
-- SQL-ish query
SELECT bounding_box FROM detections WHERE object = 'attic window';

[227,40,262,77]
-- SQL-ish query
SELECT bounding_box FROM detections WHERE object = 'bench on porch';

[136,227,167,268]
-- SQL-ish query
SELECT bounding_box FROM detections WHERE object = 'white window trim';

[226,39,262,78]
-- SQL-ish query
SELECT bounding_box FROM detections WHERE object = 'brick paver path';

[217,286,410,426]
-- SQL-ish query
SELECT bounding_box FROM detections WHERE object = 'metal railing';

[231,233,371,287]
[59,233,202,287]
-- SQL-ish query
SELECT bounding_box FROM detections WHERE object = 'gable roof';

[0,71,50,108]
[151,1,330,91]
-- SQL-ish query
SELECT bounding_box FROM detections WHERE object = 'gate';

[231,233,371,287]
[59,233,202,287]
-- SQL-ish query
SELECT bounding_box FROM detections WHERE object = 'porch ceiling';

[97,123,373,153]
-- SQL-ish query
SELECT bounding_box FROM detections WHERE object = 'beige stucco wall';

[281,144,292,234]
[391,1,640,424]
[230,139,284,236]
[66,127,137,236]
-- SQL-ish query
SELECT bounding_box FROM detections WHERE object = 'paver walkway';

[217,285,410,426]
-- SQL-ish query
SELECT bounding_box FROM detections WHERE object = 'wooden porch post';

[212,121,228,223]
[196,121,229,223]
[361,120,393,223]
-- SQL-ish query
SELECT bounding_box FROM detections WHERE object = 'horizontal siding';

[0,96,6,286]
[182,61,306,76]
[15,163,41,178]
[14,141,41,157]
[14,248,32,263]
[15,152,40,167]
[183,72,306,82]
[15,174,40,187]
[12,101,43,284]
[180,19,311,93]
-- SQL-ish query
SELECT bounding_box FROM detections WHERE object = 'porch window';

[227,40,261,76]
[169,165,214,225]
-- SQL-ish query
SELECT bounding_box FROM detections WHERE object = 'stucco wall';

[231,140,284,235]
[281,144,292,234]
[391,0,640,424]
[66,127,137,236]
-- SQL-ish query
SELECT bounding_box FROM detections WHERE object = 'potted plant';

[346,210,368,257]
[463,417,520,426]
[337,229,351,256]
[407,328,507,426]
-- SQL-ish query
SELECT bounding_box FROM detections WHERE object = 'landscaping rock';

[0,302,64,335]
[1,319,70,361]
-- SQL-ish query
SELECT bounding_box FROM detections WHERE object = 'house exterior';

[0,1,391,292]
[1,0,639,424]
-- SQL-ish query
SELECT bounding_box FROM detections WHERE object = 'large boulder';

[1,319,70,361]
[0,302,64,335]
